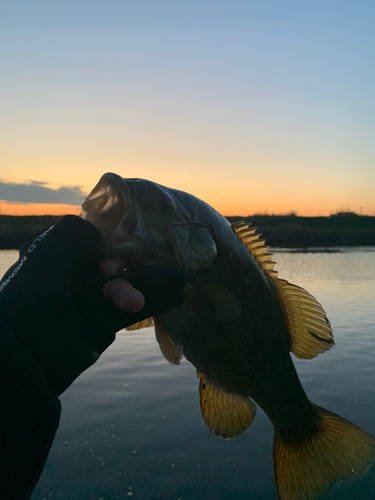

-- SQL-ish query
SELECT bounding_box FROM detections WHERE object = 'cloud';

[0,179,86,205]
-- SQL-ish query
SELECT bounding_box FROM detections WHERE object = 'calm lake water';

[1,248,375,500]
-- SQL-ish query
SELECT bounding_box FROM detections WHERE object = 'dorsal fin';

[197,372,256,438]
[231,221,278,278]
[231,221,334,359]
[275,279,334,359]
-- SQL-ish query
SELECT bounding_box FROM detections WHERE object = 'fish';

[81,172,375,500]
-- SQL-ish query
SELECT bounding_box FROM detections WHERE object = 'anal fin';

[197,372,256,439]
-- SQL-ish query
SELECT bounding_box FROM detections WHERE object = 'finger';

[102,279,145,312]
[99,257,126,277]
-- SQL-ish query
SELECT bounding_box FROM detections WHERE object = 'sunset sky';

[1,1,374,216]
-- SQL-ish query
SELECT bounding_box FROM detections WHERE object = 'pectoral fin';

[197,372,256,439]
[126,318,154,331]
[198,281,242,322]
[154,318,183,365]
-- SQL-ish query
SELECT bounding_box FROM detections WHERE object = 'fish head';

[81,172,217,271]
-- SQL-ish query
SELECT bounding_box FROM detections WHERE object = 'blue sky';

[1,1,374,215]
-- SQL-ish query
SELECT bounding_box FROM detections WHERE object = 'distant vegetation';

[226,212,375,248]
[1,213,375,250]
[0,215,60,250]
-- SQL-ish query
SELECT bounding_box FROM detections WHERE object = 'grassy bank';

[1,213,375,250]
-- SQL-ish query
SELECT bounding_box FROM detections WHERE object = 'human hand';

[0,215,187,395]
[100,257,146,312]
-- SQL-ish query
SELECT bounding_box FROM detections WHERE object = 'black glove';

[0,215,187,395]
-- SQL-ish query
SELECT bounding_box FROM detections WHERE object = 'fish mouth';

[81,173,175,267]
[81,172,131,236]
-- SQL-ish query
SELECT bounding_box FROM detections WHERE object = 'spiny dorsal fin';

[231,221,334,359]
[126,317,154,331]
[154,318,183,365]
[197,371,256,439]
[231,221,278,278]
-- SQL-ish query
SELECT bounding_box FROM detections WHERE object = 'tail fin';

[273,406,375,500]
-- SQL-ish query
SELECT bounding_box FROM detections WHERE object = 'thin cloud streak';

[0,180,86,205]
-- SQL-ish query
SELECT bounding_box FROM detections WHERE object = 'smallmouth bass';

[81,173,375,500]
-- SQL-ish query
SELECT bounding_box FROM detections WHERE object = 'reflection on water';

[0,250,18,279]
[1,249,375,499]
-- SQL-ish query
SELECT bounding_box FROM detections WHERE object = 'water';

[1,249,375,499]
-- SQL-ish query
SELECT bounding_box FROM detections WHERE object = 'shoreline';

[1,214,375,250]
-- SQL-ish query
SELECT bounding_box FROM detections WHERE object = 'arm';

[0,215,186,499]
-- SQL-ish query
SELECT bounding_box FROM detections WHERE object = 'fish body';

[82,173,375,500]
[162,230,317,442]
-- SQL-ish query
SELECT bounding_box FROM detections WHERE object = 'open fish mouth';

[81,173,181,267]
[81,173,132,237]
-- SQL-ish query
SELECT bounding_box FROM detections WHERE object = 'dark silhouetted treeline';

[0,215,61,249]
[1,213,375,250]
[226,213,375,248]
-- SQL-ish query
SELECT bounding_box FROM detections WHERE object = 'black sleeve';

[0,317,60,500]
[0,215,187,499]
[0,216,187,396]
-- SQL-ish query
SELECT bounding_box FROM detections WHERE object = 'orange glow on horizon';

[0,200,355,218]
[1,202,81,217]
